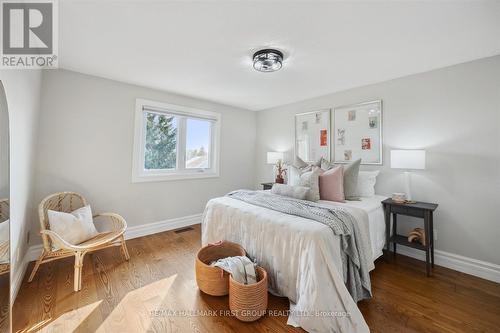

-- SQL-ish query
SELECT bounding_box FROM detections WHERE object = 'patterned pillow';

[320,157,333,170]
[313,157,323,167]
[298,168,321,201]
[271,183,310,200]
[288,164,312,186]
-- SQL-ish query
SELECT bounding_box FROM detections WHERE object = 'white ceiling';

[59,1,500,111]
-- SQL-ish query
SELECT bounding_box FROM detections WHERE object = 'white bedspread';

[319,194,387,261]
[202,196,375,333]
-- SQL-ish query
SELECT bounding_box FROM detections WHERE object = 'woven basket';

[195,241,246,296]
[229,266,268,322]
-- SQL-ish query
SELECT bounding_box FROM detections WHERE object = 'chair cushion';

[47,205,98,249]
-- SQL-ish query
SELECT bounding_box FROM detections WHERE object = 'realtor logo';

[1,0,58,68]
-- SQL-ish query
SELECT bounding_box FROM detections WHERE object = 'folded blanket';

[211,256,257,284]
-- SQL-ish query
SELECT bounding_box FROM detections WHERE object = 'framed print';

[295,109,330,163]
[333,100,382,165]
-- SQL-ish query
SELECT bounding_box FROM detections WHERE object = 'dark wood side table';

[381,198,438,276]
[261,182,274,190]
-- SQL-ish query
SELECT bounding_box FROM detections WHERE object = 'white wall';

[33,70,256,245]
[255,55,500,265]
[0,71,42,285]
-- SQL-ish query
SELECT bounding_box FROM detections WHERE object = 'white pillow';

[320,157,333,170]
[47,205,98,249]
[355,171,380,197]
[298,169,321,202]
[288,165,300,186]
[288,164,313,186]
[271,183,310,200]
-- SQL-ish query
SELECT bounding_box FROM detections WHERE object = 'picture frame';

[295,109,331,163]
[333,100,383,165]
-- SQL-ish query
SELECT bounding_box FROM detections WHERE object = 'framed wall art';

[295,109,330,163]
[333,100,382,165]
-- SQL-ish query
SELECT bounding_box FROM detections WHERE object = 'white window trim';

[132,98,221,183]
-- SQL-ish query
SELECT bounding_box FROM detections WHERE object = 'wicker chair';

[28,192,130,291]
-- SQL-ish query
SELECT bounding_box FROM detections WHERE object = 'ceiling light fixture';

[253,49,284,72]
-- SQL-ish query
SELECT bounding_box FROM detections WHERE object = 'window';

[133,99,220,182]
[185,118,211,169]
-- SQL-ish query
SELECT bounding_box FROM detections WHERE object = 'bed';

[324,194,387,261]
[202,192,387,333]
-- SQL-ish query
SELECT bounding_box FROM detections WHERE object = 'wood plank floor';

[0,273,9,333]
[13,225,500,333]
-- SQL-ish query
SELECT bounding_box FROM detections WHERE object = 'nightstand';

[381,198,438,276]
[261,182,274,190]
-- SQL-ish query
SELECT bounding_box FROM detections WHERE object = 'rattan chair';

[28,192,130,291]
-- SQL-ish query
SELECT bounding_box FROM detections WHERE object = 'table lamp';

[390,150,426,201]
[267,152,285,183]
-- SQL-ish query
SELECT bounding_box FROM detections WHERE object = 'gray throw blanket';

[227,190,372,302]
[211,256,257,285]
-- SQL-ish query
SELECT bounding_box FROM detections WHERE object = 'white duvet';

[202,196,378,333]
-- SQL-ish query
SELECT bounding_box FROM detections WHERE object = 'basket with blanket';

[195,240,268,321]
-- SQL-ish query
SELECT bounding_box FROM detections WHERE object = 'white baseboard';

[396,246,500,283]
[11,255,29,304]
[124,213,202,241]
[12,213,202,301]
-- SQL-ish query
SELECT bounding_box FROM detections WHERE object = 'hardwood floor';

[0,272,9,333]
[13,225,500,333]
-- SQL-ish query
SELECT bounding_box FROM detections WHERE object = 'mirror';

[295,109,331,163]
[0,81,10,333]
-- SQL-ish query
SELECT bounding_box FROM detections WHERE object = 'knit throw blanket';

[227,190,372,302]
[211,256,257,285]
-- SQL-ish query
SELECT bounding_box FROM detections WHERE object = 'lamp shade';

[391,150,426,170]
[267,152,284,164]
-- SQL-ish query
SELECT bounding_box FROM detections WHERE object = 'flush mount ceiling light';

[253,49,284,72]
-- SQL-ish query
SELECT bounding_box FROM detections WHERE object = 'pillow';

[342,158,362,200]
[292,156,308,169]
[317,166,345,202]
[47,205,98,249]
[355,170,380,197]
[313,157,323,167]
[298,168,321,201]
[288,164,312,186]
[287,165,300,186]
[271,183,310,200]
[320,158,333,170]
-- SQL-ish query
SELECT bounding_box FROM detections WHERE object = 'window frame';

[132,98,221,183]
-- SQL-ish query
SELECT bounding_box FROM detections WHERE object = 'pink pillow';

[315,166,345,202]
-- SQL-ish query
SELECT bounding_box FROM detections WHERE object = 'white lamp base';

[404,171,412,201]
